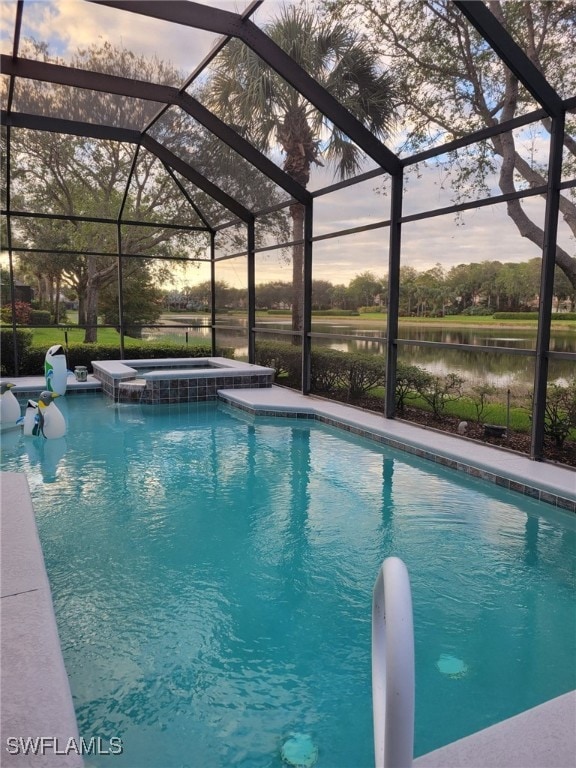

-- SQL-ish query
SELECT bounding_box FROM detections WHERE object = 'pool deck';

[1,378,575,767]
[1,473,82,767]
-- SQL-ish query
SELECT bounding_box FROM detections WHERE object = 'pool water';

[1,395,575,768]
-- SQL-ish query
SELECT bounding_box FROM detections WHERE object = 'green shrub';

[395,363,433,413]
[346,353,385,398]
[0,329,33,376]
[542,381,576,447]
[255,341,301,380]
[309,348,348,392]
[29,310,52,326]
[418,373,465,418]
[4,342,220,377]
[359,306,385,314]
[255,342,385,397]
[461,306,494,316]
[312,309,359,316]
[492,311,576,320]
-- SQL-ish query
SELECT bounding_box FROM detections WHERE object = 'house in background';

[0,278,34,306]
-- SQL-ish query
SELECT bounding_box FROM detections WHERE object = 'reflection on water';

[144,316,574,392]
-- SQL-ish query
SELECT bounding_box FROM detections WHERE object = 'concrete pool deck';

[1,473,82,767]
[1,379,575,766]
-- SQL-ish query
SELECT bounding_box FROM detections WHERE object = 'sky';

[1,0,573,289]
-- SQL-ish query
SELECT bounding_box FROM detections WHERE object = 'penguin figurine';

[45,344,69,396]
[0,382,21,425]
[36,391,66,439]
[21,399,39,437]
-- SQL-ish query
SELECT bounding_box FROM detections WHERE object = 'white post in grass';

[372,557,415,768]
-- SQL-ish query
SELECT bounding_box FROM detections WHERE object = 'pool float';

[21,399,39,436]
[36,391,66,439]
[45,344,69,395]
[0,382,21,425]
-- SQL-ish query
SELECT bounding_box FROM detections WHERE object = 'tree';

[7,41,289,341]
[323,0,576,288]
[554,266,575,312]
[398,266,419,315]
[7,41,204,340]
[99,262,164,336]
[347,271,385,307]
[414,264,447,316]
[311,280,335,310]
[207,5,396,333]
[256,281,293,310]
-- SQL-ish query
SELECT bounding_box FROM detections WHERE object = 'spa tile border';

[112,373,274,404]
[12,385,102,401]
[91,360,274,404]
[218,395,575,514]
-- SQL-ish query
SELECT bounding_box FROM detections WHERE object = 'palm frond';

[206,6,397,184]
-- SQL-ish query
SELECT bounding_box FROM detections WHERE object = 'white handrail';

[372,557,415,768]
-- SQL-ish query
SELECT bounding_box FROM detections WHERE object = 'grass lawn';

[249,310,574,330]
[368,386,532,432]
[25,326,147,348]
[335,312,575,329]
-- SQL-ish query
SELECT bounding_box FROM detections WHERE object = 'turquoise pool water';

[1,394,575,768]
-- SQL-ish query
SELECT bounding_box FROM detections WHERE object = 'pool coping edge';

[0,473,83,767]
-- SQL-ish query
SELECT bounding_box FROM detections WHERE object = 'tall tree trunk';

[80,257,118,342]
[84,256,99,343]
[54,274,61,324]
[78,296,85,326]
[278,107,316,339]
[84,285,99,342]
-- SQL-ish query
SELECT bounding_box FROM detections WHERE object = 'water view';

[145,316,575,394]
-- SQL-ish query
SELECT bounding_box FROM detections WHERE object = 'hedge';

[0,329,33,376]
[493,311,576,321]
[0,339,222,377]
[29,310,52,326]
[265,309,359,316]
[255,341,385,398]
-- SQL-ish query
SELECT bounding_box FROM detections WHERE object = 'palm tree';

[207,5,396,333]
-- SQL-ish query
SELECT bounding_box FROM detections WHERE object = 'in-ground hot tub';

[92,357,275,404]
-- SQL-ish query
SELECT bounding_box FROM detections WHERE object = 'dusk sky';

[1,0,570,288]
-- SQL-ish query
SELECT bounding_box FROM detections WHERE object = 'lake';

[146,315,575,396]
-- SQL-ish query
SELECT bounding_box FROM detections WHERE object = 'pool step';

[118,379,147,403]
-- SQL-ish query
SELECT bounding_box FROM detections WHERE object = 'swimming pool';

[1,394,574,767]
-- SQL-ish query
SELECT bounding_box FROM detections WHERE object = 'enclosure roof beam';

[141,135,252,223]
[1,55,310,204]
[454,1,563,118]
[1,110,252,223]
[1,110,141,143]
[89,0,401,175]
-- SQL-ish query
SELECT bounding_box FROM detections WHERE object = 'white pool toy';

[0,382,21,425]
[45,344,69,395]
[36,391,67,439]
